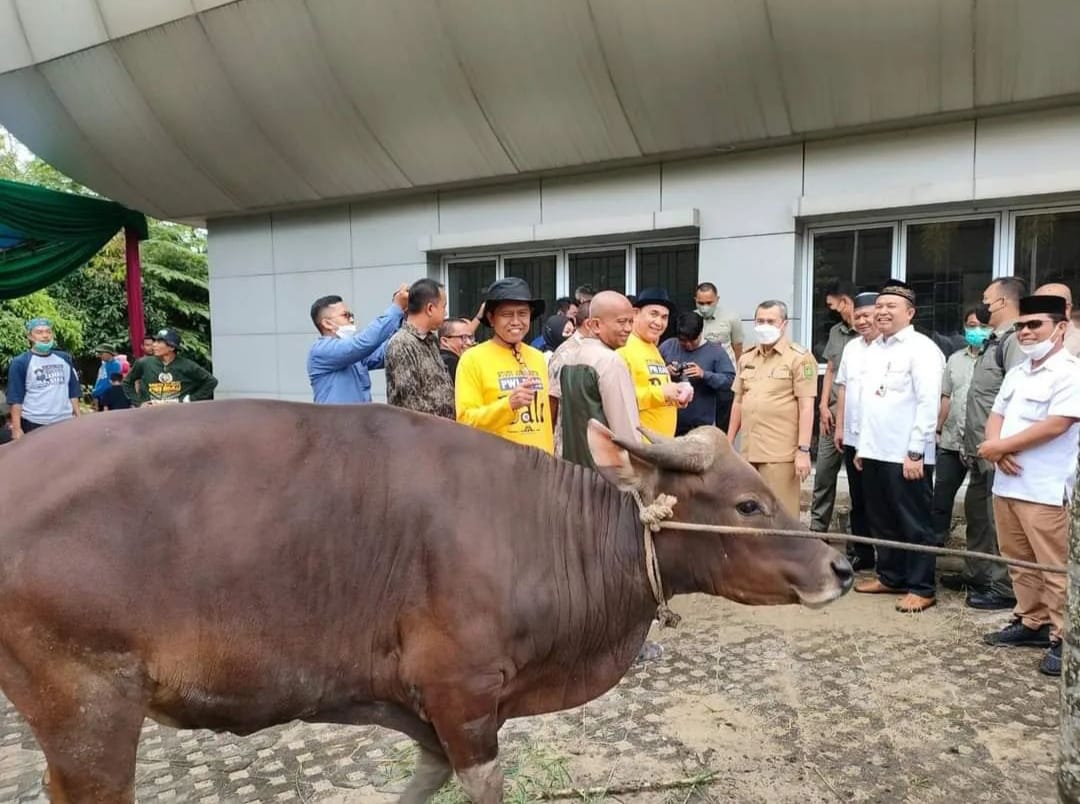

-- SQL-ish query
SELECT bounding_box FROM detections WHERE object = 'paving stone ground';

[0,572,1060,803]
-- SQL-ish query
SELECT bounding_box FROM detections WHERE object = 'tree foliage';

[0,130,211,373]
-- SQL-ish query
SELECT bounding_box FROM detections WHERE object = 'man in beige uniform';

[728,300,818,517]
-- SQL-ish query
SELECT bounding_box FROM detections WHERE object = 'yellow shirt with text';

[455,340,554,454]
[617,332,677,437]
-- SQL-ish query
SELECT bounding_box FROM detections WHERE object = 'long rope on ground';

[633,493,1067,576]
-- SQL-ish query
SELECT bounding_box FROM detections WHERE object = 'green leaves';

[0,128,212,374]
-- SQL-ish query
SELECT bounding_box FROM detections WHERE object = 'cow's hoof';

[634,640,664,663]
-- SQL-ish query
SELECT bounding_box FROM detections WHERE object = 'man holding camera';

[660,312,735,436]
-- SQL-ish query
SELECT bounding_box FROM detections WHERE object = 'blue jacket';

[91,358,122,399]
[6,350,82,404]
[307,305,404,404]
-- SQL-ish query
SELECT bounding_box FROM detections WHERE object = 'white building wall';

[208,106,1080,402]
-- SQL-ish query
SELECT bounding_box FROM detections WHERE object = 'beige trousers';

[752,461,801,519]
[993,495,1068,640]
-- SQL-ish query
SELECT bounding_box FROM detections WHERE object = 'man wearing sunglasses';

[438,318,476,386]
[978,295,1080,677]
[307,286,409,404]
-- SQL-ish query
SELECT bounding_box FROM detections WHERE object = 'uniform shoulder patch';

[802,361,816,380]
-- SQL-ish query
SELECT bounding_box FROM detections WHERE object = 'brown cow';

[0,401,851,803]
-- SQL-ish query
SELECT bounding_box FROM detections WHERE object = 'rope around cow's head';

[629,489,1069,629]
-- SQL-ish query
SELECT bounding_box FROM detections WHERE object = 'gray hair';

[756,299,789,321]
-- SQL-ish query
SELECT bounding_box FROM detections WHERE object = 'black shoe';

[1039,641,1062,676]
[941,573,972,592]
[983,618,1052,648]
[965,592,1017,611]
[848,554,875,572]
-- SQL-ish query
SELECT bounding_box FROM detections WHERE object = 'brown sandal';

[854,579,906,594]
[895,593,936,613]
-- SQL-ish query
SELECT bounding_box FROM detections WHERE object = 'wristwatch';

[797,445,811,453]
[907,451,924,461]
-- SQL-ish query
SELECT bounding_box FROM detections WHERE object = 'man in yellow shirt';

[618,287,692,437]
[455,277,554,454]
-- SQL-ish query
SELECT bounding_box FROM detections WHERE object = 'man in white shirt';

[852,281,944,612]
[832,292,879,571]
[978,294,1080,677]
[1035,282,1080,357]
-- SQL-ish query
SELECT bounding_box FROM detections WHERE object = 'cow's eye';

[735,499,761,516]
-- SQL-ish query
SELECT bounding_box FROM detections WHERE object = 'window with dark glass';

[1014,210,1080,293]
[447,260,496,340]
[904,219,994,346]
[568,250,626,296]
[636,243,699,312]
[504,255,556,343]
[810,227,893,360]
[635,243,698,341]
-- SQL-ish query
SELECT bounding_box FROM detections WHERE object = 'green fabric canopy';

[0,178,148,299]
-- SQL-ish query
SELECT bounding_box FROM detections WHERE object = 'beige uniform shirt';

[732,339,818,463]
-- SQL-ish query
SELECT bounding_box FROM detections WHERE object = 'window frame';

[801,212,1009,354]
[1003,202,1080,288]
[438,237,698,315]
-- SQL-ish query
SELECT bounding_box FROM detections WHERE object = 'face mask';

[974,302,993,325]
[1018,338,1056,361]
[31,340,54,354]
[335,324,357,339]
[964,327,990,348]
[754,324,782,345]
[696,303,717,319]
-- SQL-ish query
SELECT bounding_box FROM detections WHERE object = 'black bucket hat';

[630,287,678,317]
[482,277,545,322]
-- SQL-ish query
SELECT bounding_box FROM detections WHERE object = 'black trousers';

[19,418,47,434]
[843,446,874,564]
[861,458,936,598]
[715,392,733,433]
[931,448,967,541]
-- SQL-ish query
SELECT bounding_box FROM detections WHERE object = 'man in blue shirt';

[90,345,123,410]
[659,312,736,435]
[307,286,409,404]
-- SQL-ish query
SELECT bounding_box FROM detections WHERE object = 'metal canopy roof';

[1,0,1079,221]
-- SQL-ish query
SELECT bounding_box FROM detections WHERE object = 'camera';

[670,362,687,378]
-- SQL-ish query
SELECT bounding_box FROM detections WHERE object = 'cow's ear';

[587,420,655,491]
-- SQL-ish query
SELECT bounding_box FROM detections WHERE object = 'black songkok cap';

[1018,294,1067,317]
[878,279,916,304]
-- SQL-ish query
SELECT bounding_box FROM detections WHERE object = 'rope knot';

[639,493,677,532]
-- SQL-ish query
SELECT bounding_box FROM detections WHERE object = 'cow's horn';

[616,433,716,473]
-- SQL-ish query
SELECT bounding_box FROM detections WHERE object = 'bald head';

[587,291,635,349]
[1036,283,1074,318]
[589,290,632,319]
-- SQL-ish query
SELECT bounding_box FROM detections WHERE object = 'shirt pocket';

[769,365,793,381]
[1018,386,1052,421]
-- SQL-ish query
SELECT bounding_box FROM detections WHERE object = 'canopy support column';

[124,226,145,354]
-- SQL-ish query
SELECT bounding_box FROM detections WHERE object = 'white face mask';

[1018,337,1056,361]
[335,324,357,339]
[753,323,782,345]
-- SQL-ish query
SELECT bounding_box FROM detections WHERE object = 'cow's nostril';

[831,556,855,591]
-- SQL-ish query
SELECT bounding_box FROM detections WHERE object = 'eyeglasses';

[444,334,474,343]
[1013,318,1056,332]
[339,311,355,322]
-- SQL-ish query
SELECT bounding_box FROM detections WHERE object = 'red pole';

[124,226,145,355]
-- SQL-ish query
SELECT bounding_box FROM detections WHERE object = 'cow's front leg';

[423,680,504,804]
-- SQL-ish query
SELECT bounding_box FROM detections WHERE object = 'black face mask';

[825,309,842,324]
[974,303,992,326]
